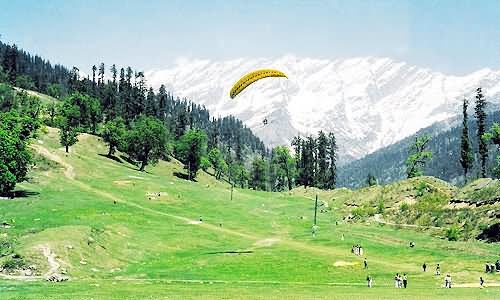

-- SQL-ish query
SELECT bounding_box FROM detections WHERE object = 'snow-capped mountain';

[145,56,500,164]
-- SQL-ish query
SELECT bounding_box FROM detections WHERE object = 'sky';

[1,0,500,75]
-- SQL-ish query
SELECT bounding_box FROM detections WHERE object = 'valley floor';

[0,128,499,299]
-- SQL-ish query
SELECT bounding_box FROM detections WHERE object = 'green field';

[0,127,499,299]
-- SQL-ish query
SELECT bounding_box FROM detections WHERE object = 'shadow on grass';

[99,153,123,163]
[173,172,197,182]
[0,190,40,199]
[120,155,138,166]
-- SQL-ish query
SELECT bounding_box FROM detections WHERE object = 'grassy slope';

[13,87,58,105]
[0,127,499,299]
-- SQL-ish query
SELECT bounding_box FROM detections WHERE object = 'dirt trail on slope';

[0,245,64,281]
[31,145,75,179]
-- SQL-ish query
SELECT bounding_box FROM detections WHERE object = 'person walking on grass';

[422,262,426,272]
[366,275,373,288]
[403,274,408,288]
[364,258,368,269]
[480,276,484,288]
[394,273,399,288]
[436,263,441,275]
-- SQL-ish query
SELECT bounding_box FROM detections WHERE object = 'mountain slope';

[146,56,500,164]
[338,110,500,188]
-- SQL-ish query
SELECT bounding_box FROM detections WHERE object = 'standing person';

[444,274,452,288]
[436,263,441,275]
[423,263,427,272]
[394,274,399,288]
[403,274,408,288]
[359,247,364,256]
[366,275,373,288]
[364,258,368,269]
[479,276,484,288]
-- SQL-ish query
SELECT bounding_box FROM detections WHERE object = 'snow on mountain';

[145,56,500,164]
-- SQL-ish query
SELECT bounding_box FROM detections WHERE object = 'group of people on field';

[485,260,500,273]
[351,244,364,256]
[393,273,408,288]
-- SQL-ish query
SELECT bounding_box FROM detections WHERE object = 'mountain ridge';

[146,56,500,164]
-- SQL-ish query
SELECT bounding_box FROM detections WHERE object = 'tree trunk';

[139,159,147,172]
[108,145,114,157]
[65,145,69,153]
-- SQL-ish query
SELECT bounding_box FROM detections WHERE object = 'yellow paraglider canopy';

[229,69,288,99]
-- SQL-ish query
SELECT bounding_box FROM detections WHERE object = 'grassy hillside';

[13,87,59,105]
[336,175,500,241]
[0,127,499,299]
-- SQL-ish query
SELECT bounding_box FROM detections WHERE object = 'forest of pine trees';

[0,40,341,193]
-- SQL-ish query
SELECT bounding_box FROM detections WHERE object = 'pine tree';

[145,87,156,116]
[291,136,302,186]
[474,87,488,177]
[326,132,337,189]
[251,157,268,191]
[157,84,167,120]
[302,136,316,187]
[367,173,377,186]
[92,65,97,92]
[459,98,474,180]
[316,131,328,188]
[98,63,105,86]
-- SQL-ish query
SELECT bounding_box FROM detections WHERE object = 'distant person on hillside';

[485,263,491,273]
[496,260,500,272]
[311,225,318,238]
[394,274,399,288]
[409,241,415,248]
[359,247,364,256]
[422,263,427,272]
[364,258,368,269]
[436,264,441,275]
[403,274,408,288]
[480,276,484,288]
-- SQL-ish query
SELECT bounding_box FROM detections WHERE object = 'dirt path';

[31,145,75,179]
[0,245,63,281]
[373,214,441,230]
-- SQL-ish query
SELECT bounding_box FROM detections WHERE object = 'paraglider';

[262,118,268,126]
[229,69,288,99]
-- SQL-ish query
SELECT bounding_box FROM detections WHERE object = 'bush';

[445,225,461,241]
[2,255,26,270]
[400,202,410,212]
[416,182,429,197]
[377,199,385,214]
[352,207,366,219]
[0,239,13,257]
